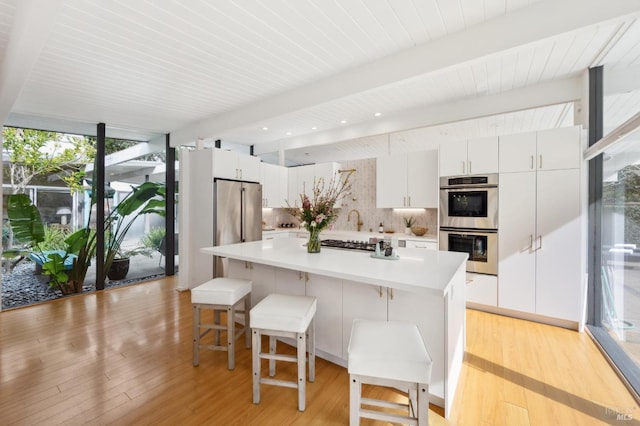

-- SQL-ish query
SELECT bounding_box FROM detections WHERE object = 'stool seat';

[191,278,252,370]
[250,293,316,332]
[191,277,252,305]
[348,320,432,384]
[348,319,432,426]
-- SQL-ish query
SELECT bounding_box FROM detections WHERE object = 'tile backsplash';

[262,158,437,236]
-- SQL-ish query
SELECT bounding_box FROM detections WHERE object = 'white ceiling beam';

[170,0,640,147]
[0,0,64,124]
[254,76,583,156]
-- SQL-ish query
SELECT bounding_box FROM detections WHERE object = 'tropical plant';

[7,194,72,293]
[37,225,71,251]
[141,226,166,252]
[104,182,165,271]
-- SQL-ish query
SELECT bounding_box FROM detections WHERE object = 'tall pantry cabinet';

[498,126,583,322]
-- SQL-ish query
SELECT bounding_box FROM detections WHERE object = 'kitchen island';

[201,238,467,417]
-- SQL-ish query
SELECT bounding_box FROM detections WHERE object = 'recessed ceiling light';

[340,120,347,124]
[262,127,269,131]
[286,131,292,136]
[374,112,382,117]
[311,126,317,130]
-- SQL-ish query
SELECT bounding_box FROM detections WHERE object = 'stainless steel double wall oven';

[439,174,498,275]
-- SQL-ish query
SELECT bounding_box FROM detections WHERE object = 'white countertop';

[201,238,466,297]
[262,228,438,242]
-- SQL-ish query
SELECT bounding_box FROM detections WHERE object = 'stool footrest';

[361,397,409,411]
[260,377,298,389]
[200,343,227,351]
[260,353,297,363]
[360,408,417,425]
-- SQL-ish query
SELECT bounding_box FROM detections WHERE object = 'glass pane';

[601,135,640,369]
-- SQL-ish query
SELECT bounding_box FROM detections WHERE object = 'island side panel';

[445,263,467,417]
[387,286,446,408]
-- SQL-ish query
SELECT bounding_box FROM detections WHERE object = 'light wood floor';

[0,277,638,425]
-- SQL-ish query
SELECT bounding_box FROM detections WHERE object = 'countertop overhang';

[201,238,467,297]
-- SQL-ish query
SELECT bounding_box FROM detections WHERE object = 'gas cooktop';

[320,239,389,252]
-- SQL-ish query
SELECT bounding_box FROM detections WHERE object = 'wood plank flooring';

[0,277,638,425]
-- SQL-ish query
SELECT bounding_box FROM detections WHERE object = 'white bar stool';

[348,319,433,426]
[191,278,252,370]
[250,293,317,411]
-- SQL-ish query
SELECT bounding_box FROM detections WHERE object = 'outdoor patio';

[1,250,172,310]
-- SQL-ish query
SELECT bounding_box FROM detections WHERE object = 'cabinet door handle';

[378,286,383,298]
[403,196,406,207]
[530,155,534,170]
[468,161,472,174]
[298,271,303,281]
[529,235,533,250]
[305,272,309,283]
[538,235,543,250]
[462,161,466,174]
[538,155,542,169]
[416,244,426,249]
[408,196,411,206]
[240,169,243,178]
[389,288,394,300]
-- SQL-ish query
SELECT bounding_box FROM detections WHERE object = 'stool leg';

[418,383,429,426]
[349,375,361,425]
[214,309,221,346]
[252,329,261,404]
[227,305,235,370]
[192,305,200,366]
[244,295,251,348]
[297,331,306,411]
[308,318,315,382]
[268,336,277,376]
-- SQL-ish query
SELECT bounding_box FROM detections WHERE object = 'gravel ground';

[1,259,164,310]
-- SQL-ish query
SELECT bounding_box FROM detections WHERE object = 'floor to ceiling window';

[588,65,640,399]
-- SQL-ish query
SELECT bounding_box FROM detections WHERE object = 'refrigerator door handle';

[241,186,246,242]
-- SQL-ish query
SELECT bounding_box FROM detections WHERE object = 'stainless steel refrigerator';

[213,179,262,277]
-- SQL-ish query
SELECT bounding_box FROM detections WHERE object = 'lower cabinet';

[305,273,343,359]
[227,261,275,308]
[466,273,498,307]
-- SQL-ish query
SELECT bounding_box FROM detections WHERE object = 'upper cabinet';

[499,126,581,173]
[260,162,288,208]
[439,136,498,177]
[376,150,438,208]
[287,162,341,207]
[212,148,260,182]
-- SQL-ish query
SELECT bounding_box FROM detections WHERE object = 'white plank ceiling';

[0,0,639,165]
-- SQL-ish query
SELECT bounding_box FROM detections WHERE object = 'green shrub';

[36,225,71,251]
[141,226,166,251]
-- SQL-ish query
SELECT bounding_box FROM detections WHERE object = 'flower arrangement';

[288,171,353,252]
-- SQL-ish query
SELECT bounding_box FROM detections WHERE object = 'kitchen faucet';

[347,209,363,232]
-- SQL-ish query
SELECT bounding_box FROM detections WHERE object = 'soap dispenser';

[378,222,384,233]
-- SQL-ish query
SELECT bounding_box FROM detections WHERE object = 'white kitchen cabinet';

[227,261,276,308]
[212,148,260,182]
[535,169,582,321]
[499,127,581,173]
[498,172,536,313]
[305,273,343,359]
[465,273,498,307]
[403,240,437,250]
[260,162,288,207]
[439,136,498,177]
[288,162,341,208]
[498,169,582,322]
[376,150,437,208]
[342,280,391,358]
[274,268,306,296]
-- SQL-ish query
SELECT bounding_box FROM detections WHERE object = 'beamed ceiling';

[0,0,639,166]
